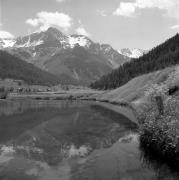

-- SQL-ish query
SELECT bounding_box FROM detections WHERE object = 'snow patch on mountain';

[15,39,44,48]
[118,48,147,58]
[130,48,146,58]
[68,36,90,48]
[0,39,16,48]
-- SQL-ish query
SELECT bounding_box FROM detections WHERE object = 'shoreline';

[94,101,138,124]
[6,91,139,124]
[3,91,179,168]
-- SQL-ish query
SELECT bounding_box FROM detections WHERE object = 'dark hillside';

[91,34,179,89]
[0,50,60,86]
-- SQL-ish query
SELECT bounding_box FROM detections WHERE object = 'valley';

[0,19,179,180]
[1,0,179,179]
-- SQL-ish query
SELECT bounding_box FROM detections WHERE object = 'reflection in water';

[139,143,179,180]
[0,100,178,180]
[0,146,15,163]
[68,145,91,157]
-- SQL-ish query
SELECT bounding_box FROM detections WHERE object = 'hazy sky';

[0,0,179,50]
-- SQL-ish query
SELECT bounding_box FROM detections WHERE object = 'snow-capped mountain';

[99,44,130,68]
[0,28,92,51]
[118,48,147,58]
[0,27,130,85]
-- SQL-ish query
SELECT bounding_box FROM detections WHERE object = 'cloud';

[97,9,107,17]
[113,0,179,18]
[0,30,14,39]
[26,19,39,27]
[56,0,66,3]
[26,11,72,31]
[170,24,179,29]
[76,27,91,37]
[113,2,136,17]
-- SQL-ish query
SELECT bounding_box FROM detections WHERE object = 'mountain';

[91,33,179,89]
[0,50,61,86]
[118,48,147,58]
[98,44,130,68]
[0,27,130,85]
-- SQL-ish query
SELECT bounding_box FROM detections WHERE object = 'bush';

[0,87,8,99]
[139,84,179,164]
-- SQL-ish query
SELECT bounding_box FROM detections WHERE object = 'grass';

[95,66,175,103]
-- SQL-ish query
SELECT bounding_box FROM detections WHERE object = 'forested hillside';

[91,34,179,89]
[0,50,60,86]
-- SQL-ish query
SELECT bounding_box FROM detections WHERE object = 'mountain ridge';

[0,27,131,85]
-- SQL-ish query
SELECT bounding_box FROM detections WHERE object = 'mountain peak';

[46,27,62,34]
[45,27,67,39]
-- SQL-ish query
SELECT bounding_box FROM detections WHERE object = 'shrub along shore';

[138,93,179,168]
[0,87,8,99]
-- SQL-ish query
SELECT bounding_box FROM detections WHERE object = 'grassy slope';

[94,65,179,112]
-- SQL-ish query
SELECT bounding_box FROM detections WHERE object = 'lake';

[0,100,178,180]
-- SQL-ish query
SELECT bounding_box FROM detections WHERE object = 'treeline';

[91,34,179,89]
[0,50,60,86]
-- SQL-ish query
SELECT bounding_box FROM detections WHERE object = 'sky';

[0,0,179,50]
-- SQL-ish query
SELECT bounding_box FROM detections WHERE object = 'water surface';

[0,100,178,180]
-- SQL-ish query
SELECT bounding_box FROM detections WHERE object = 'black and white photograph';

[0,0,179,179]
